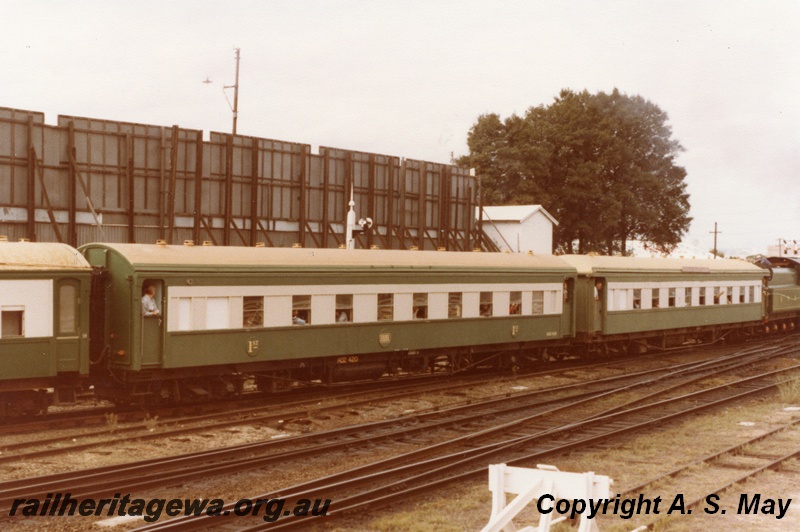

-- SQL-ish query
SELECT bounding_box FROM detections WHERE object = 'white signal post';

[346,188,357,250]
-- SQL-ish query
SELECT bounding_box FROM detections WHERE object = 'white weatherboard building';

[478,205,557,255]
[767,240,800,258]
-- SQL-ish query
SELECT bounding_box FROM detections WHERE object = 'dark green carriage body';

[558,255,767,340]
[80,243,577,388]
[763,258,800,317]
[0,242,92,399]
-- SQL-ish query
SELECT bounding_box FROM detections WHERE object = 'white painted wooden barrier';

[481,464,612,532]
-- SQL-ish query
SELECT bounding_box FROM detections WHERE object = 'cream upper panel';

[167,282,564,332]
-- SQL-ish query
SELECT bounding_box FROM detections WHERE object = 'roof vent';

[473,248,482,252]
[156,239,167,246]
[183,240,195,246]
[370,245,379,250]
[255,242,266,248]
[202,241,214,246]
[0,235,8,242]
[292,243,303,248]
[437,247,446,252]
[339,244,346,249]
[18,238,30,243]
[410,246,419,251]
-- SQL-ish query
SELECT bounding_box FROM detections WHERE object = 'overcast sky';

[2,1,798,255]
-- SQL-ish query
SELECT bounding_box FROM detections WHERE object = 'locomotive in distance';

[0,239,798,417]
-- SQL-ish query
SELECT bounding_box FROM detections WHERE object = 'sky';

[2,0,798,256]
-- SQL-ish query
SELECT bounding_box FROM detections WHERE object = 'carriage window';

[1,309,24,338]
[480,292,493,317]
[633,289,642,309]
[448,292,462,318]
[292,295,311,325]
[668,288,676,308]
[699,287,706,305]
[59,284,78,334]
[413,293,428,319]
[378,293,393,321]
[336,295,353,322]
[509,291,522,315]
[685,287,692,307]
[652,290,660,309]
[714,287,726,305]
[739,287,746,304]
[749,286,755,303]
[243,296,264,327]
[532,291,544,316]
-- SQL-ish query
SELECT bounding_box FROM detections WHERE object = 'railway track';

[128,339,800,530]
[1,338,798,529]
[0,337,748,438]
[618,418,800,530]
[0,370,493,437]
[0,346,710,463]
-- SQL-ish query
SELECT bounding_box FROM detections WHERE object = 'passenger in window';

[141,285,160,317]
[479,304,492,317]
[292,310,307,325]
[337,310,350,322]
[594,281,603,302]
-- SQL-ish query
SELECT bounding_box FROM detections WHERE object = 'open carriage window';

[292,295,311,325]
[243,296,264,327]
[1,308,24,338]
[378,293,393,321]
[336,294,353,323]
[448,292,462,318]
[412,293,428,319]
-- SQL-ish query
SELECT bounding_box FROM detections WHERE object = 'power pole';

[203,48,241,135]
[226,48,241,135]
[710,222,722,259]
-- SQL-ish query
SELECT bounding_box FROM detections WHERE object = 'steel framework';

[0,106,498,251]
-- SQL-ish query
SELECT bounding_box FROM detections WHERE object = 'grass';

[776,373,800,403]
[104,412,119,433]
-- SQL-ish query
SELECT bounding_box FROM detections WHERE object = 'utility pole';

[710,222,722,259]
[473,168,482,250]
[225,48,241,135]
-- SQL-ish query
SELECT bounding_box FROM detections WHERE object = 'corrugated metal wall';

[0,106,485,250]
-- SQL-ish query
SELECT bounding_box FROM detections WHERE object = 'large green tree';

[462,89,691,254]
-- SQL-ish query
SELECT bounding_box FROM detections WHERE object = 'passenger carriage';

[0,240,92,416]
[80,242,577,403]
[558,255,769,353]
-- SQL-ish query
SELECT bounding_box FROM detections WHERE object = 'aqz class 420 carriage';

[559,255,770,354]
[80,242,576,405]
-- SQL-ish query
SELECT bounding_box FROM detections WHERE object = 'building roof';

[478,205,559,226]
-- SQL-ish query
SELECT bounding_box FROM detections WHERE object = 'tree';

[461,89,691,254]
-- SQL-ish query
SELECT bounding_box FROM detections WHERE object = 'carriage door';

[140,280,164,367]
[56,279,82,373]
[593,277,606,334]
[561,279,575,337]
